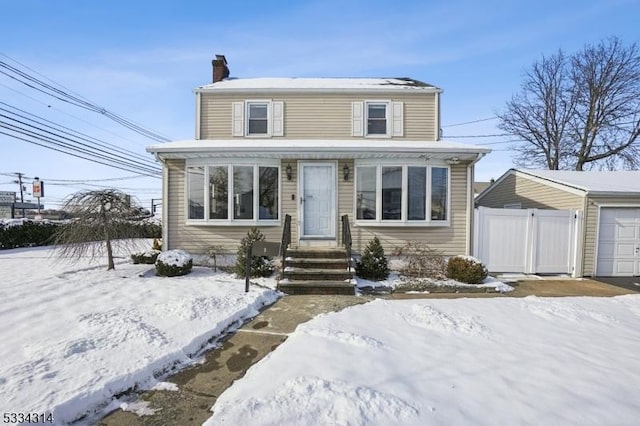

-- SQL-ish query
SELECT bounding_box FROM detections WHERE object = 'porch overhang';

[147,139,491,162]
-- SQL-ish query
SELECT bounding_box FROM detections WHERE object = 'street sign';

[0,191,16,204]
[32,179,44,198]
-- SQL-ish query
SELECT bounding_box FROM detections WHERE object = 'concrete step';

[287,248,347,259]
[277,280,356,295]
[286,258,348,270]
[283,268,353,281]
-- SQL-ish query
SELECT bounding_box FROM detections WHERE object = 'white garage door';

[597,208,640,276]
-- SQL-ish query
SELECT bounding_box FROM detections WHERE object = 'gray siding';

[200,92,437,140]
[477,173,584,210]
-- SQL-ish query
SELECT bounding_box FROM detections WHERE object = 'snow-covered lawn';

[207,296,640,425]
[0,244,279,424]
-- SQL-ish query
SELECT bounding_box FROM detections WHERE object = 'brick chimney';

[212,54,230,83]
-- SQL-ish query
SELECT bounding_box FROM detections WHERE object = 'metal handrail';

[280,214,292,280]
[341,215,352,271]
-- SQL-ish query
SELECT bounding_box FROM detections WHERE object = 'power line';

[442,116,498,128]
[0,53,172,142]
[0,129,160,178]
[0,115,161,175]
[0,102,157,166]
[0,81,155,149]
[443,133,511,138]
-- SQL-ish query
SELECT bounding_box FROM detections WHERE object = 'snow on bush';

[445,255,488,284]
[156,249,193,276]
[131,249,161,264]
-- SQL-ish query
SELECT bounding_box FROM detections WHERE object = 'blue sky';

[1,0,638,209]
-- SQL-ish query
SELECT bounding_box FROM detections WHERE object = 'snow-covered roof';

[196,77,440,93]
[518,169,640,195]
[147,139,490,161]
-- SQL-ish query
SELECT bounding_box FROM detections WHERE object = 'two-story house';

[147,55,490,275]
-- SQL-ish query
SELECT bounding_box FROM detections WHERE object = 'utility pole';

[14,172,25,218]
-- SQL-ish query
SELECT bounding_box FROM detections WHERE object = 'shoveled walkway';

[97,295,369,426]
[98,278,635,425]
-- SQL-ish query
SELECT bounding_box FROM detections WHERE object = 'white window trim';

[353,160,451,227]
[365,100,391,138]
[245,100,272,137]
[185,159,281,226]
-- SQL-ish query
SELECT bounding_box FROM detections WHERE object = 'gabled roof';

[477,168,640,200]
[147,139,489,160]
[195,77,441,93]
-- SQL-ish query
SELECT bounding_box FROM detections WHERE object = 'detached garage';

[476,169,640,277]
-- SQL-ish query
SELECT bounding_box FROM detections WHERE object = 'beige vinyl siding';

[582,195,640,276]
[477,173,584,210]
[200,92,437,140]
[351,163,468,255]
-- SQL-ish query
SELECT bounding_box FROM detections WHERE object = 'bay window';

[187,162,279,224]
[355,163,450,224]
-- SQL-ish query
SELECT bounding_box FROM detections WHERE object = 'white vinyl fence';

[474,207,583,276]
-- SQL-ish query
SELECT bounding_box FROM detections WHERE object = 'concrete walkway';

[98,295,369,426]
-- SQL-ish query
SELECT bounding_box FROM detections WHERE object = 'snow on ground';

[207,296,640,425]
[355,273,514,293]
[0,244,279,424]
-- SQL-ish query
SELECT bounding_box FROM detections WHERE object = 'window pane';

[431,167,448,220]
[382,166,402,220]
[367,119,386,135]
[367,104,387,135]
[249,104,268,119]
[187,167,204,220]
[209,166,228,220]
[247,103,268,135]
[248,119,268,134]
[356,166,377,220]
[234,166,254,219]
[368,104,386,119]
[408,167,426,220]
[259,166,278,220]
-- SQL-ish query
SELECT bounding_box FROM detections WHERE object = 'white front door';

[300,163,336,239]
[597,207,640,276]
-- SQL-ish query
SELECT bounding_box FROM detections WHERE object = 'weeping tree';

[498,37,640,170]
[54,189,146,270]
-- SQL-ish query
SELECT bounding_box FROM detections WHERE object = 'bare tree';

[54,189,146,270]
[498,37,640,170]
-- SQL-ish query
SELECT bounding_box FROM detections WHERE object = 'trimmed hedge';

[131,249,161,264]
[0,221,58,249]
[0,220,162,250]
[445,255,488,284]
[155,250,193,277]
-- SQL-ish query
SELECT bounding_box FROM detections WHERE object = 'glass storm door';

[300,163,336,238]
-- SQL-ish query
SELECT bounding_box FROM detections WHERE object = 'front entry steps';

[278,248,355,295]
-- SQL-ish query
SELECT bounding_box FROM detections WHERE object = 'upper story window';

[232,100,284,138]
[355,162,449,225]
[352,100,403,138]
[366,102,388,136]
[247,102,269,135]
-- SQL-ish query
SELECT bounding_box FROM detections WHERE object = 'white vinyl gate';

[474,207,582,276]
